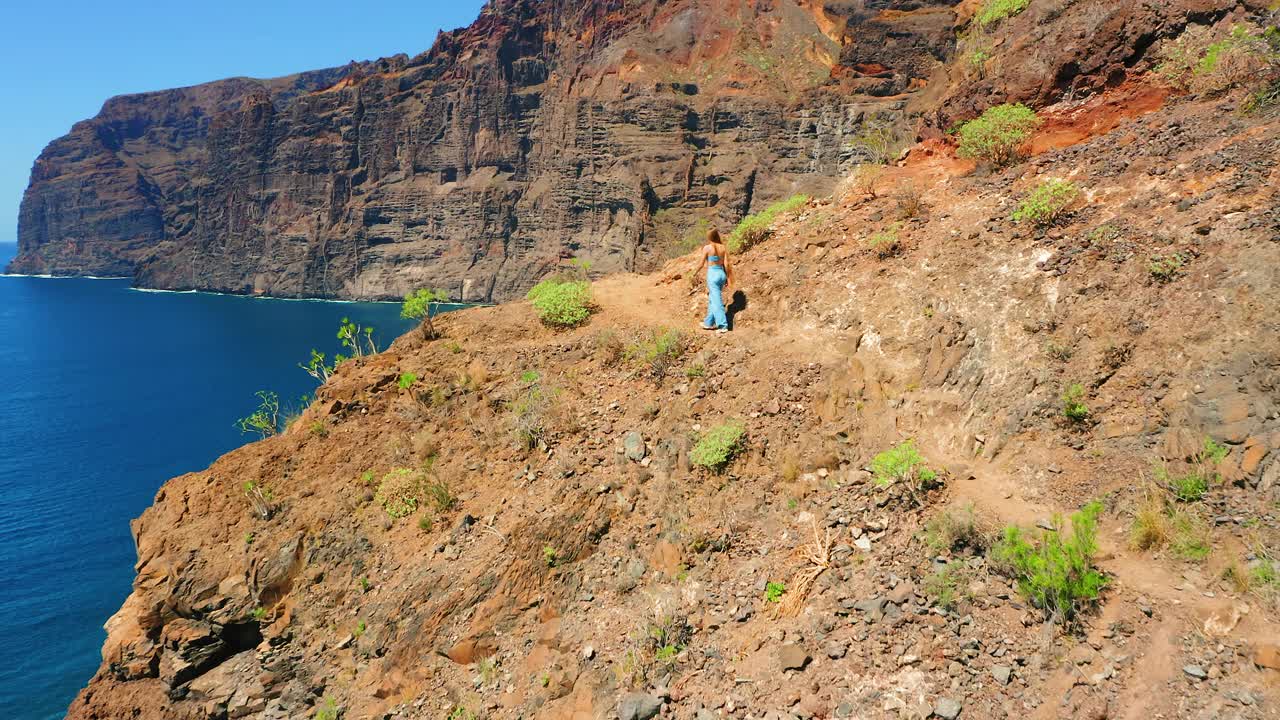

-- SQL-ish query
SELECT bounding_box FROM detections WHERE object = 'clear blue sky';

[0,0,488,242]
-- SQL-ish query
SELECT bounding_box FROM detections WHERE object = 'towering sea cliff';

[11,0,963,301]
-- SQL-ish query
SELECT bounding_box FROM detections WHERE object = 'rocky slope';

[63,1,1280,719]
[11,0,964,301]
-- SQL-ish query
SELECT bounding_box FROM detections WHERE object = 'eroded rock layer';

[11,0,960,300]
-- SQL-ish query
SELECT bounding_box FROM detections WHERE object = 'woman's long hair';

[707,228,723,247]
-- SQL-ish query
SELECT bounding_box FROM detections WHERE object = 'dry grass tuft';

[775,520,833,618]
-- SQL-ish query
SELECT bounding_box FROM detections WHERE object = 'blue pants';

[704,266,728,329]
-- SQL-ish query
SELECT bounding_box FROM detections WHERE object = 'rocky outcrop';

[10,0,959,301]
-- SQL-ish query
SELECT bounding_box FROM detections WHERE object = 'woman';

[695,228,733,333]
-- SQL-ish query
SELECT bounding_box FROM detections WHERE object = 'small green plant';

[398,372,418,390]
[417,515,434,532]
[1044,341,1073,362]
[360,470,375,486]
[354,620,367,638]
[1200,436,1229,464]
[308,419,329,438]
[446,708,477,720]
[300,348,343,384]
[242,481,274,520]
[764,581,787,603]
[236,390,281,438]
[244,532,255,546]
[423,477,456,513]
[511,375,553,451]
[690,421,747,472]
[955,103,1041,167]
[315,697,341,720]
[1148,253,1186,282]
[250,606,267,621]
[727,194,809,252]
[359,577,370,593]
[974,0,1030,26]
[526,279,593,328]
[520,369,540,384]
[684,363,706,379]
[1169,508,1211,562]
[1086,224,1121,246]
[1060,383,1089,423]
[1012,179,1079,227]
[446,341,464,353]
[866,223,903,259]
[924,562,964,610]
[870,440,939,506]
[401,288,451,340]
[1163,467,1209,502]
[477,657,498,685]
[626,329,686,383]
[543,545,559,568]
[618,613,693,688]
[336,317,377,358]
[992,501,1107,623]
[375,468,421,519]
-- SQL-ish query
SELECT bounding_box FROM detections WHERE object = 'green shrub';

[1164,468,1209,502]
[1160,23,1280,102]
[1012,179,1079,226]
[398,372,417,390]
[992,501,1107,622]
[401,288,450,339]
[764,581,786,603]
[975,0,1030,26]
[956,103,1041,167]
[727,194,809,252]
[866,223,903,259]
[336,317,378,358]
[1061,383,1089,423]
[1169,508,1211,561]
[527,279,593,328]
[315,698,341,720]
[1148,253,1186,282]
[543,545,559,568]
[690,422,747,472]
[250,606,267,621]
[236,391,281,439]
[870,440,938,506]
[375,468,421,518]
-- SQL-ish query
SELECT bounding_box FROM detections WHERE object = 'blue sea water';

[0,242,417,719]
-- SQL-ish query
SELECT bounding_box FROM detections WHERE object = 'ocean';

[0,242,420,719]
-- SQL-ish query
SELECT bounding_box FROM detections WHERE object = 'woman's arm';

[694,246,708,276]
[723,252,734,287]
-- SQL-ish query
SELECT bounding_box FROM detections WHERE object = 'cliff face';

[10,0,960,301]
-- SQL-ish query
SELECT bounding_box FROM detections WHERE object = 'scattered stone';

[992,665,1012,686]
[854,536,872,552]
[617,692,663,720]
[582,645,595,661]
[1182,665,1207,681]
[778,643,811,671]
[1252,643,1280,670]
[623,432,647,462]
[933,697,963,719]
[825,642,848,660]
